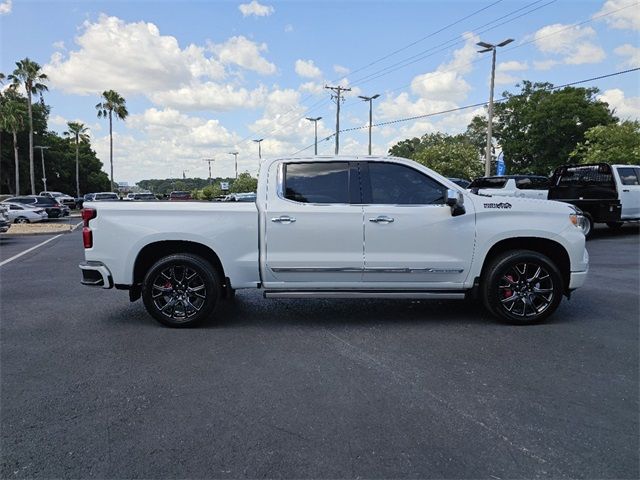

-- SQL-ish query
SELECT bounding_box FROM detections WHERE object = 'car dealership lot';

[1,227,638,479]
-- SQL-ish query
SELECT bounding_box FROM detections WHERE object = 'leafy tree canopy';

[492,81,616,175]
[570,121,640,165]
[389,133,483,180]
[229,172,258,193]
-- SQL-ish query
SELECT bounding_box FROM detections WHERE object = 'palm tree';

[64,122,90,198]
[8,58,48,195]
[0,94,27,195]
[96,90,128,192]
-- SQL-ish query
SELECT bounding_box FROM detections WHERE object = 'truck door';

[263,161,364,285]
[615,166,640,219]
[360,162,476,287]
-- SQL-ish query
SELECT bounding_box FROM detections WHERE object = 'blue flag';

[496,151,506,176]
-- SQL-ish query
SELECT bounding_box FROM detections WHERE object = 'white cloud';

[333,64,350,76]
[52,40,65,50]
[294,59,322,79]
[149,82,267,111]
[614,43,640,67]
[598,89,640,120]
[209,36,276,75]
[238,1,274,17]
[45,15,226,95]
[495,60,529,86]
[533,59,559,71]
[0,0,11,15]
[411,70,471,102]
[299,81,324,95]
[594,0,640,31]
[534,24,605,65]
[284,24,294,33]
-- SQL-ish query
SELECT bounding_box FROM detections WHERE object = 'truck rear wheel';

[142,253,220,327]
[482,250,563,325]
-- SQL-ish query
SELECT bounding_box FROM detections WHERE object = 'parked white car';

[3,202,48,223]
[79,156,588,327]
[468,175,549,199]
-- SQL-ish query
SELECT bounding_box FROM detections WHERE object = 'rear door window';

[284,162,350,204]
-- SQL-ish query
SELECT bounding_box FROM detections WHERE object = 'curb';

[1,221,83,237]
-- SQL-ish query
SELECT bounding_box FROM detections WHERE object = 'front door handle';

[369,216,395,224]
[271,215,296,224]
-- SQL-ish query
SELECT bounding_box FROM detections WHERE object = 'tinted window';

[284,162,349,204]
[368,163,445,205]
[617,167,640,186]
[553,165,614,187]
[469,177,507,189]
[95,193,119,200]
[516,176,549,190]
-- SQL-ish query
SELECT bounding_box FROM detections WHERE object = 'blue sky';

[1,0,638,183]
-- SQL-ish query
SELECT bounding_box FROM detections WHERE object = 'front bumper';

[569,270,588,290]
[79,261,113,288]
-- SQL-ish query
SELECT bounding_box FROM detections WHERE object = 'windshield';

[469,177,507,189]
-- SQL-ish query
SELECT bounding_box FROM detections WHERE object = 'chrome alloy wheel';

[151,265,207,321]
[498,262,555,318]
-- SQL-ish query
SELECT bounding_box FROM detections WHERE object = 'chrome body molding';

[269,266,464,274]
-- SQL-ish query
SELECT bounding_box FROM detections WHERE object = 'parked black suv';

[3,196,65,218]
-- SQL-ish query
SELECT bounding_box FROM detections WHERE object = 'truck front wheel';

[482,250,563,325]
[142,253,220,327]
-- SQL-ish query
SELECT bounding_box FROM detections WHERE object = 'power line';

[289,67,639,153]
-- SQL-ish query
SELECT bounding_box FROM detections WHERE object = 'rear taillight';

[82,227,93,248]
[81,208,97,248]
[81,208,96,226]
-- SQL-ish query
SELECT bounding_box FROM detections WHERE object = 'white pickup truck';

[79,156,588,327]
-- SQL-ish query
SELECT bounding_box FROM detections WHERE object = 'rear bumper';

[79,261,113,288]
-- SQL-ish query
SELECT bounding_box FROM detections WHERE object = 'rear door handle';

[369,216,395,224]
[271,215,296,224]
[623,189,630,192]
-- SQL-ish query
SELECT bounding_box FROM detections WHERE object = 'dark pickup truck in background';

[548,163,640,237]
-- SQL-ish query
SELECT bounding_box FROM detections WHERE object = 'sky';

[1,0,639,183]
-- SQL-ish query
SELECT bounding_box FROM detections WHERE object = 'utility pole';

[305,117,322,155]
[477,38,514,176]
[203,158,215,184]
[182,169,189,180]
[253,139,263,159]
[228,152,239,179]
[325,85,351,155]
[358,94,380,155]
[34,145,50,192]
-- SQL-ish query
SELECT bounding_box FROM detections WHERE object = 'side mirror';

[446,189,466,217]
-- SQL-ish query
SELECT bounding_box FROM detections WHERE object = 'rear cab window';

[616,167,640,186]
[469,177,508,189]
[516,176,549,190]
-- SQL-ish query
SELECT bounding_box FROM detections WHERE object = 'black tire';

[14,217,29,224]
[606,221,623,230]
[581,213,593,238]
[142,253,221,328]
[482,250,564,325]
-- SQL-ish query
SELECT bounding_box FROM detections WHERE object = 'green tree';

[96,90,128,191]
[492,81,616,175]
[229,172,258,193]
[0,93,26,194]
[412,133,484,179]
[64,121,90,197]
[464,115,490,158]
[388,137,423,158]
[8,58,48,195]
[201,184,223,200]
[570,121,640,165]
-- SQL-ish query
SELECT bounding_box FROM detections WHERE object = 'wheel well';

[133,240,226,286]
[480,237,571,292]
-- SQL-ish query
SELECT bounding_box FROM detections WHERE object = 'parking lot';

[0,225,638,479]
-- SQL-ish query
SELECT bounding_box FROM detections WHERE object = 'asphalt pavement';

[1,225,638,479]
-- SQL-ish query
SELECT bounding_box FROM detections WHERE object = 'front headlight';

[568,205,585,229]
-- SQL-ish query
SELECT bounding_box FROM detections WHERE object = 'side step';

[263,290,466,300]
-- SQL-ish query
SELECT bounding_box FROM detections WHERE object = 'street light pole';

[228,152,239,178]
[358,94,380,155]
[203,158,215,184]
[34,146,50,192]
[253,139,263,159]
[477,38,514,177]
[305,117,322,155]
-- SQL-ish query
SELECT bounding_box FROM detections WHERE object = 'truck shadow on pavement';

[589,223,639,240]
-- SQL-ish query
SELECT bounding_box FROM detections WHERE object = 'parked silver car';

[3,202,49,223]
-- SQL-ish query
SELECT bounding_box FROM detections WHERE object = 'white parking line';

[0,234,63,267]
